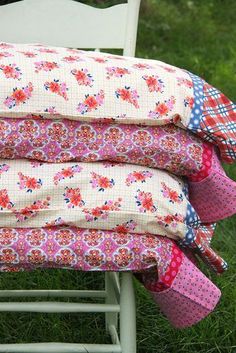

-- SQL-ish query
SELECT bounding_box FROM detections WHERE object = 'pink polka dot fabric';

[189,147,236,222]
[148,255,221,328]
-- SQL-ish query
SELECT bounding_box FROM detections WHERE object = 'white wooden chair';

[0,0,141,352]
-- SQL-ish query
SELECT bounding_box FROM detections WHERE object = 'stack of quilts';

[0,42,235,328]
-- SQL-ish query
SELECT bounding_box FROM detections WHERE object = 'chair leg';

[105,272,119,336]
[120,272,136,353]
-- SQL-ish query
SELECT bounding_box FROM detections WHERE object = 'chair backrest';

[0,0,141,56]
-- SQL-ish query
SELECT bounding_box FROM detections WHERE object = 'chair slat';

[0,302,120,313]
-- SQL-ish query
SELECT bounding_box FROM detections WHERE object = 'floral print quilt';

[0,42,235,162]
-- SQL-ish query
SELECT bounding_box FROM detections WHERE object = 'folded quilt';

[0,226,221,329]
[0,158,227,273]
[0,158,198,240]
[0,117,235,222]
[0,42,235,163]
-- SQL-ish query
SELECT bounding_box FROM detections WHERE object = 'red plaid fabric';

[191,224,228,274]
[200,82,236,163]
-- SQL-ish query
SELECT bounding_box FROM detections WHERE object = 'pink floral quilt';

[0,226,221,329]
[0,117,235,222]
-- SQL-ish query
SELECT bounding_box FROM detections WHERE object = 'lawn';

[0,1,235,352]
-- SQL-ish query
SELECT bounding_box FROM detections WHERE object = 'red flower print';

[104,127,124,145]
[113,248,134,267]
[0,189,14,210]
[141,234,159,248]
[156,213,184,229]
[44,79,68,100]
[83,229,104,247]
[26,229,46,247]
[90,57,108,64]
[19,51,37,58]
[132,130,152,147]
[115,86,139,108]
[90,172,115,191]
[113,220,137,234]
[47,122,68,142]
[53,165,82,185]
[12,197,51,222]
[62,56,82,63]
[0,248,18,264]
[142,75,165,93]
[148,96,175,119]
[125,171,153,186]
[77,90,104,114]
[187,143,203,163]
[177,77,193,89]
[4,82,33,109]
[55,249,76,266]
[82,198,122,222]
[0,52,14,59]
[184,96,194,109]
[106,66,130,79]
[63,187,85,208]
[71,68,94,87]
[84,96,97,109]
[0,228,18,246]
[34,61,59,73]
[160,136,180,153]
[19,120,39,139]
[27,249,46,264]
[132,63,153,70]
[85,249,105,267]
[161,182,183,204]
[0,64,22,80]
[17,172,42,192]
[76,124,96,143]
[55,229,75,246]
[135,190,157,213]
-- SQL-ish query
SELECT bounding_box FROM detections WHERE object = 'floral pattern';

[0,158,204,243]
[0,63,22,80]
[142,75,165,93]
[71,68,94,86]
[0,43,234,163]
[0,163,10,177]
[115,86,139,108]
[161,182,183,204]
[135,190,157,213]
[44,80,69,100]
[12,197,51,222]
[148,96,176,119]
[53,165,83,185]
[17,172,42,192]
[90,172,115,191]
[34,61,59,73]
[106,66,130,79]
[63,187,85,208]
[77,90,105,114]
[4,82,33,109]
[0,189,14,210]
[83,198,122,222]
[125,170,153,186]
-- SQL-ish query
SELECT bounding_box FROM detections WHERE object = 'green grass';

[0,1,236,352]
